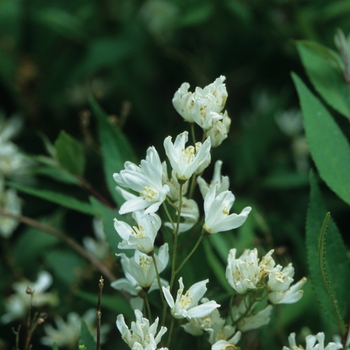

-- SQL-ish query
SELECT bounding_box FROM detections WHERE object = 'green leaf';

[28,165,80,185]
[79,320,96,350]
[55,130,86,177]
[8,182,97,215]
[90,97,137,207]
[296,41,350,118]
[292,73,350,206]
[306,171,350,333]
[203,239,232,294]
[52,343,59,350]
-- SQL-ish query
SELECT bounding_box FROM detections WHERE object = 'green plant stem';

[166,317,175,348]
[163,201,175,232]
[0,209,117,283]
[151,253,166,306]
[144,292,152,323]
[190,123,197,144]
[169,184,183,290]
[174,233,204,276]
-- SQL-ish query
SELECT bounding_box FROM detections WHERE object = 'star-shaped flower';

[162,277,220,320]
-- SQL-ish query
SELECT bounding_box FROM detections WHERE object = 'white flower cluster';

[226,248,306,304]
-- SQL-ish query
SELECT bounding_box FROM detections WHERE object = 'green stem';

[228,293,236,324]
[166,317,175,348]
[163,201,175,232]
[169,184,183,290]
[174,233,204,276]
[143,292,152,323]
[151,254,166,306]
[190,123,197,145]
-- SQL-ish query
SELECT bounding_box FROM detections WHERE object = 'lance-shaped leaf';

[306,171,350,334]
[90,97,137,207]
[7,181,97,216]
[55,130,86,177]
[296,40,350,118]
[292,73,350,206]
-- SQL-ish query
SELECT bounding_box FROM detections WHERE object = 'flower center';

[140,186,158,201]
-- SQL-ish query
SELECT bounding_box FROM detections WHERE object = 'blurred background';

[1,0,350,349]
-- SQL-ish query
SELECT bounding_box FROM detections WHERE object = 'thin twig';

[96,276,104,350]
[0,209,116,282]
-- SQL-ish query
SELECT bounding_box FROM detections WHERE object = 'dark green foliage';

[306,171,350,334]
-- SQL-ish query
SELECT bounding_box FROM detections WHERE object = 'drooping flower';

[162,277,220,320]
[197,160,230,200]
[203,185,251,234]
[164,131,211,181]
[283,332,342,350]
[114,211,161,254]
[1,271,58,324]
[225,248,261,294]
[268,272,307,305]
[205,110,231,148]
[117,309,168,350]
[172,76,228,130]
[113,146,170,214]
[41,309,110,349]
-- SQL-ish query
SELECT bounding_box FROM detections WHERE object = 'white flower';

[41,309,110,349]
[283,332,343,350]
[0,176,21,238]
[267,262,306,304]
[163,131,211,181]
[233,302,273,332]
[117,309,168,350]
[113,146,170,214]
[203,186,251,234]
[225,248,261,294]
[114,211,161,254]
[182,300,224,338]
[205,111,231,148]
[197,160,230,200]
[1,271,58,323]
[164,198,199,234]
[268,276,307,305]
[114,244,169,290]
[172,76,228,130]
[211,330,241,350]
[82,218,109,260]
[162,277,220,320]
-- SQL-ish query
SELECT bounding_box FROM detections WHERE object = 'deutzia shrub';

[111,76,307,350]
